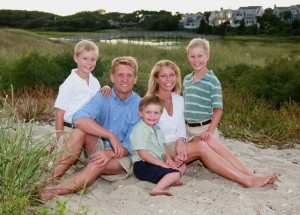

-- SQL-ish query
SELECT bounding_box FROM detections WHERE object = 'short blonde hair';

[186,38,210,54]
[110,56,138,77]
[139,94,163,112]
[147,60,182,95]
[74,40,99,58]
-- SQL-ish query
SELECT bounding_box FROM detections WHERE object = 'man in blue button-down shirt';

[40,56,141,201]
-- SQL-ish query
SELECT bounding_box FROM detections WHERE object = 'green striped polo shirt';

[183,70,223,122]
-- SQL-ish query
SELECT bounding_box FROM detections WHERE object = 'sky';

[0,0,299,16]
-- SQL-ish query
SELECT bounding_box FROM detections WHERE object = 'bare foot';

[245,175,273,188]
[172,181,183,186]
[149,188,173,196]
[39,189,58,202]
[268,172,279,184]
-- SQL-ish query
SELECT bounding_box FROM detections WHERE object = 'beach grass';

[0,91,55,214]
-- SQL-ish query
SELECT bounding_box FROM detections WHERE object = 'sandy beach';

[32,123,300,215]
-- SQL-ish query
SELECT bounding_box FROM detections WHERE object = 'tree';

[283,11,292,21]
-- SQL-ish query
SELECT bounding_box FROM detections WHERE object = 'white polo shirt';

[54,69,100,123]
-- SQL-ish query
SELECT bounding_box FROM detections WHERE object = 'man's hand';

[109,135,124,159]
[90,150,113,167]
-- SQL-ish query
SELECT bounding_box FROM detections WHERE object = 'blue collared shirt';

[73,88,141,154]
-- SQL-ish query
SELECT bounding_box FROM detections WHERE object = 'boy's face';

[155,66,176,93]
[187,47,210,72]
[110,64,137,100]
[139,104,162,127]
[73,50,98,76]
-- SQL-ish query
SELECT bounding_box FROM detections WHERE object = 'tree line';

[0,8,299,36]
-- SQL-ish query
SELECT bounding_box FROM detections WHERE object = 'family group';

[40,38,278,201]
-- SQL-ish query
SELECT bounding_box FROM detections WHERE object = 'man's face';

[110,64,137,100]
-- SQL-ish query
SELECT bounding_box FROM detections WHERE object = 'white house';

[273,5,300,22]
[179,13,204,29]
[209,6,263,27]
[231,6,264,27]
[209,8,234,26]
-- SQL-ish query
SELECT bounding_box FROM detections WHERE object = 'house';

[273,5,300,22]
[209,8,234,26]
[232,6,264,27]
[209,6,264,28]
[179,13,204,29]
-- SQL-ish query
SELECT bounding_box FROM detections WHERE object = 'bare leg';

[149,172,180,196]
[40,158,125,201]
[172,164,186,187]
[83,135,99,157]
[52,128,87,179]
[205,137,278,183]
[185,140,274,188]
[205,136,256,176]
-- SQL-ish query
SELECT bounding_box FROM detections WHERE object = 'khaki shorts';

[57,130,133,182]
[186,123,220,141]
[95,139,133,182]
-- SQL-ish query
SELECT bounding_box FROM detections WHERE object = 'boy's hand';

[199,131,213,141]
[160,162,170,169]
[166,158,178,169]
[100,85,112,97]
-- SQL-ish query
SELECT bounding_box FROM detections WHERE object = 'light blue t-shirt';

[73,88,141,153]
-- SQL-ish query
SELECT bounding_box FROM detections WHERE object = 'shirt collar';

[72,69,91,82]
[111,86,134,104]
[140,119,160,134]
[189,70,212,82]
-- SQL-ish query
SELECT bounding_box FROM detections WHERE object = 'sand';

[32,123,300,215]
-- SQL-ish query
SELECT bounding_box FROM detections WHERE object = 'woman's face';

[155,66,176,93]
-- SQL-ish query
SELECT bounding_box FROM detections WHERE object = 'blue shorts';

[133,161,179,184]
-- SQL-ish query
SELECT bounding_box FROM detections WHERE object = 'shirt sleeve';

[211,78,223,109]
[54,83,72,111]
[72,92,104,123]
[130,125,146,151]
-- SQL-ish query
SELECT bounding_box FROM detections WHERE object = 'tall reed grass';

[0,92,55,214]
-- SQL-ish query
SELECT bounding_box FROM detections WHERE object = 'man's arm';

[73,92,124,159]
[74,117,124,159]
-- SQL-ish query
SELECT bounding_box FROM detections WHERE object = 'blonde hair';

[186,38,210,54]
[111,56,138,76]
[74,40,99,58]
[139,94,163,112]
[147,60,182,95]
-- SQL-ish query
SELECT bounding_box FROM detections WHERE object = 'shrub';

[218,56,300,106]
[5,52,61,90]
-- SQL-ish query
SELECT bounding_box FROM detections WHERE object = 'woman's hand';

[175,139,187,166]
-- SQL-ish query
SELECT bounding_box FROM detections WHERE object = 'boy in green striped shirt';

[183,38,223,141]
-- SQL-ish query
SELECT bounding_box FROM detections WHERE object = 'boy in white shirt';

[52,40,111,154]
